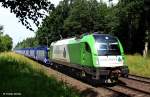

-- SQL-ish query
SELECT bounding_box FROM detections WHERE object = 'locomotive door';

[81,42,92,67]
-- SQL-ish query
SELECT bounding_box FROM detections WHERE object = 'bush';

[126,54,150,77]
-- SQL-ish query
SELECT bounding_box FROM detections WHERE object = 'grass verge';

[126,54,150,78]
[0,52,81,97]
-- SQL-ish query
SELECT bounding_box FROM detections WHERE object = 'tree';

[0,26,13,52]
[36,0,72,45]
[35,0,110,45]
[115,0,145,54]
[64,0,92,34]
[15,37,38,49]
[34,0,149,56]
[63,0,108,34]
[0,0,55,31]
[143,0,150,57]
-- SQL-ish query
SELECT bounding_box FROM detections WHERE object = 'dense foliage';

[36,0,109,46]
[0,0,54,31]
[15,0,150,55]
[0,26,13,52]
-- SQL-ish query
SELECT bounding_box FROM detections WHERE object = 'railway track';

[44,63,150,97]
[106,74,150,97]
[99,76,150,97]
[119,77,150,94]
[42,64,130,97]
[31,60,150,97]
[127,74,150,84]
[105,85,150,97]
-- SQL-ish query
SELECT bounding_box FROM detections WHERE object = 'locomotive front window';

[94,34,121,56]
[95,43,108,51]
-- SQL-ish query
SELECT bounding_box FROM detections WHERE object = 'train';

[15,33,129,83]
[15,46,50,64]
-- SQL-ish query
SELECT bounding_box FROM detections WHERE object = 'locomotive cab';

[94,34,124,67]
[92,34,129,82]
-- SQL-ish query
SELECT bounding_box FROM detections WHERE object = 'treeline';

[0,26,13,52]
[15,37,38,49]
[16,0,150,55]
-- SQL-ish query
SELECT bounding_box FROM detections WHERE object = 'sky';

[0,0,118,48]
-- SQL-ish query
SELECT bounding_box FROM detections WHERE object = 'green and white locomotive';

[49,33,129,83]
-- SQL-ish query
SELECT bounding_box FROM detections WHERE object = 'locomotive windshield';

[93,34,121,56]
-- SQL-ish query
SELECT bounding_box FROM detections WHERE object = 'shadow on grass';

[0,55,81,97]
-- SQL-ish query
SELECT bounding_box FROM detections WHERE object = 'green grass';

[125,54,150,78]
[0,52,81,97]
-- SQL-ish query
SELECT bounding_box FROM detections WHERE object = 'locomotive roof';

[51,37,75,45]
[93,34,117,37]
[51,34,117,46]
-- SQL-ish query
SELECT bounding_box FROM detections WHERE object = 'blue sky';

[0,0,117,48]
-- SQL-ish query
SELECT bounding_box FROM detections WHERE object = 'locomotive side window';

[96,43,107,50]
[85,43,91,53]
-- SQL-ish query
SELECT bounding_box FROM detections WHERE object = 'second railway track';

[119,77,150,94]
[105,84,150,97]
[127,74,150,84]
[106,75,150,97]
